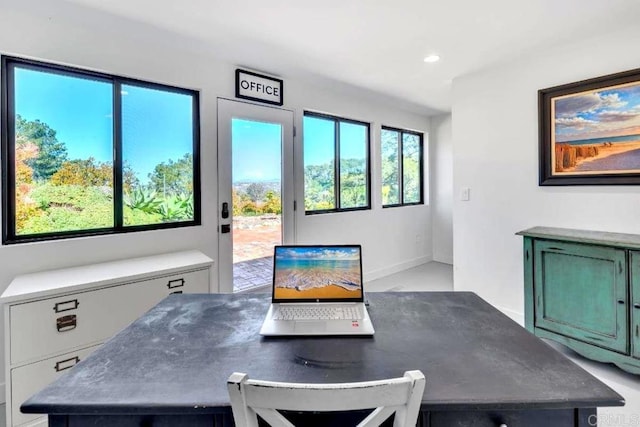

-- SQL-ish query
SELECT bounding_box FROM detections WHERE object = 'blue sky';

[232,118,281,182]
[303,116,368,166]
[15,67,193,183]
[15,66,367,185]
[554,83,640,142]
[276,246,360,260]
[231,116,368,183]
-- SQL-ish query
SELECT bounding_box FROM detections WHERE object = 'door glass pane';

[13,67,114,235]
[339,122,368,209]
[303,116,336,211]
[232,118,283,292]
[381,129,400,206]
[402,133,421,203]
[122,84,195,226]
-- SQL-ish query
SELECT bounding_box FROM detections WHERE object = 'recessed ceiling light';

[423,54,440,63]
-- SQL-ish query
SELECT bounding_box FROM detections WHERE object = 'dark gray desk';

[22,292,624,427]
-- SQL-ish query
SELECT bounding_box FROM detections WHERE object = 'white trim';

[496,306,525,327]
[364,256,431,282]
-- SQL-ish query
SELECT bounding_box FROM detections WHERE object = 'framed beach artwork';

[539,68,640,185]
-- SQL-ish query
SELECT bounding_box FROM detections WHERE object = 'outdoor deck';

[233,256,272,291]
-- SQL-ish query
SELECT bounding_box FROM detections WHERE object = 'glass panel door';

[217,99,294,293]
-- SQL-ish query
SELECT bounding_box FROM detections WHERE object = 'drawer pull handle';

[618,299,625,305]
[57,315,77,332]
[54,356,79,372]
[167,278,185,289]
[634,303,640,309]
[171,291,183,295]
[53,299,79,313]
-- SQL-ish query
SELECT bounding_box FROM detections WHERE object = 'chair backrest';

[227,370,425,427]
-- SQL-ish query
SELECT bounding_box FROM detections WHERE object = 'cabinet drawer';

[165,269,209,294]
[10,269,208,365]
[429,409,575,427]
[11,344,100,427]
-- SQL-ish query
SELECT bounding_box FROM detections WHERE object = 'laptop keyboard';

[274,305,364,321]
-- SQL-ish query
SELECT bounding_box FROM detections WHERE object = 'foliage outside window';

[1,57,200,244]
[381,127,424,207]
[303,112,370,213]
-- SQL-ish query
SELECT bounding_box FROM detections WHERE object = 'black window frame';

[381,126,424,208]
[1,56,201,245]
[303,111,371,215]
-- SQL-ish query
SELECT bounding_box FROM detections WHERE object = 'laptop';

[260,244,375,336]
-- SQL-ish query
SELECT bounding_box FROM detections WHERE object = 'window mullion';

[113,81,123,229]
[3,61,16,240]
[399,131,404,205]
[334,119,340,210]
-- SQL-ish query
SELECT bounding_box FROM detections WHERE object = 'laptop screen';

[272,245,364,302]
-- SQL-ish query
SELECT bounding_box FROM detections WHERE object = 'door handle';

[222,202,229,219]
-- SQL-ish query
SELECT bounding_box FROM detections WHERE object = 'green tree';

[381,131,399,205]
[304,161,335,210]
[402,134,421,203]
[246,182,266,203]
[263,190,282,214]
[339,158,367,208]
[148,153,193,196]
[16,115,68,180]
[50,157,113,187]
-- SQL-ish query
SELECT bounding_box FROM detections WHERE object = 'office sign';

[235,69,283,106]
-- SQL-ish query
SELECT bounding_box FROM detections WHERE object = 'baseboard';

[496,305,525,327]
[364,255,431,282]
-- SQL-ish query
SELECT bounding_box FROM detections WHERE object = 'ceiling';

[14,0,640,115]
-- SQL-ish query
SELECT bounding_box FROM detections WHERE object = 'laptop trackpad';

[294,321,326,333]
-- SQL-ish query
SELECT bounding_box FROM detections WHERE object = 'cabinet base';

[536,328,640,375]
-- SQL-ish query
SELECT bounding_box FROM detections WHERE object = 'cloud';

[554,92,629,117]
[555,116,597,129]
[554,94,601,116]
[596,109,640,122]
[599,93,627,109]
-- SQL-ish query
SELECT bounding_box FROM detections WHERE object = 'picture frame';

[539,68,640,185]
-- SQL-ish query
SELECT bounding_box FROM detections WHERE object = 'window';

[303,112,370,213]
[381,127,424,207]
[1,56,200,244]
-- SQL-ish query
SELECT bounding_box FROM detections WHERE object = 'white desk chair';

[227,370,425,427]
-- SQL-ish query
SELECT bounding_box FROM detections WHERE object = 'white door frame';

[217,98,295,293]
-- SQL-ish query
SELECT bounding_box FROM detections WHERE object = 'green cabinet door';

[534,240,628,353]
[631,251,640,359]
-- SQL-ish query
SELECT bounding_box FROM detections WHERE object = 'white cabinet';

[11,345,101,426]
[1,250,213,427]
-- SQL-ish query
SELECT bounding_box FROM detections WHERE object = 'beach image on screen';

[273,246,362,300]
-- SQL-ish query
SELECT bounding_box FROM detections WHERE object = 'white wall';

[0,1,432,397]
[430,114,453,264]
[287,78,432,279]
[452,25,640,316]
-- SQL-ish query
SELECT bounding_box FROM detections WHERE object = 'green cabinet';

[518,227,640,375]
[631,251,640,360]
